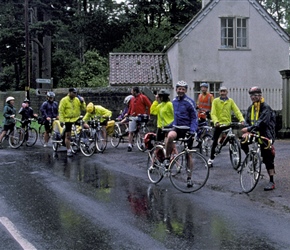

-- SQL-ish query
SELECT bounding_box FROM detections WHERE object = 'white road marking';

[0,217,37,250]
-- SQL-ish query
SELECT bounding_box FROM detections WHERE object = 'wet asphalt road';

[0,138,290,250]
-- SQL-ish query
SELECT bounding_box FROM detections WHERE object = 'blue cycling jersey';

[172,94,198,133]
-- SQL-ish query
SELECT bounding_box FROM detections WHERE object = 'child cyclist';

[0,96,17,147]
[18,98,38,129]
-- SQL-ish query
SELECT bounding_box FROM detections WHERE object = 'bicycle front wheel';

[26,128,38,147]
[239,152,262,193]
[9,127,25,149]
[110,124,121,148]
[200,134,213,157]
[229,137,241,170]
[95,130,107,153]
[136,129,148,152]
[169,150,210,193]
[147,145,165,184]
[38,124,46,145]
[79,131,95,157]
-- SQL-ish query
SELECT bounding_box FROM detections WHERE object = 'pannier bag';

[137,114,149,123]
[144,132,156,150]
[106,120,115,136]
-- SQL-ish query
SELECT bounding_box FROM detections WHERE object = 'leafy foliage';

[0,0,288,91]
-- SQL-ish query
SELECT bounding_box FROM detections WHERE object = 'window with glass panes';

[221,17,248,49]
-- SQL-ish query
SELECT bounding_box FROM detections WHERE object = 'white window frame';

[220,17,249,49]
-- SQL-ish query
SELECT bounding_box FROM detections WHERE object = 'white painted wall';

[167,0,289,108]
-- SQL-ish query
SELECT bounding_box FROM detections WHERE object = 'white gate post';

[278,70,290,138]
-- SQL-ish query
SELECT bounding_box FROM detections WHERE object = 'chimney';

[202,0,211,8]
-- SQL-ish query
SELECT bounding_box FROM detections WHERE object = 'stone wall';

[0,87,157,130]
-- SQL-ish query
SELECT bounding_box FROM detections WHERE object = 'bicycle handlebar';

[241,132,272,149]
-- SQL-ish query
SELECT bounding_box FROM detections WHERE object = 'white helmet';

[124,95,133,105]
[176,80,188,89]
[6,96,15,103]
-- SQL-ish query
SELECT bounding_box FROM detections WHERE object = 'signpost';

[35,78,53,96]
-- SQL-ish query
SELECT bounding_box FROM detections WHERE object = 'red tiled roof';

[109,53,172,86]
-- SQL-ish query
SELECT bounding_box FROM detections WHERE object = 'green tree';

[258,0,290,33]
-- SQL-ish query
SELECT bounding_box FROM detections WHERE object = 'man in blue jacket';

[164,80,198,187]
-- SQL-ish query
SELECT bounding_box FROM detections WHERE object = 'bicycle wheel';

[169,150,210,193]
[200,134,213,157]
[38,124,46,145]
[147,145,165,184]
[229,137,241,170]
[136,127,148,152]
[8,127,25,149]
[110,124,121,148]
[95,129,107,153]
[70,135,79,154]
[25,127,38,147]
[239,152,262,193]
[79,130,95,157]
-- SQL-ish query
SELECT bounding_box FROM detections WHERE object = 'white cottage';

[109,0,290,111]
[165,0,290,110]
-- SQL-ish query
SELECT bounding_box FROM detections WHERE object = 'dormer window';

[220,17,248,49]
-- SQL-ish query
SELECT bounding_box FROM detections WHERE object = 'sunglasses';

[250,94,261,97]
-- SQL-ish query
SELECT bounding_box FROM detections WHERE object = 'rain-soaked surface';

[0,141,290,249]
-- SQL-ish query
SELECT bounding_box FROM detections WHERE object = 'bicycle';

[0,122,25,149]
[239,132,271,193]
[195,120,213,156]
[51,118,83,155]
[16,118,38,147]
[88,116,109,153]
[213,122,242,170]
[147,127,210,193]
[134,114,150,152]
[110,120,129,148]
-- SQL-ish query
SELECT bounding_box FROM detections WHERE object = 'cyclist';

[126,86,151,152]
[116,95,133,135]
[208,86,244,167]
[195,82,213,147]
[83,102,112,142]
[164,80,198,187]
[241,86,276,191]
[40,92,59,147]
[59,87,86,157]
[150,89,174,142]
[18,98,38,130]
[196,82,213,119]
[0,96,16,147]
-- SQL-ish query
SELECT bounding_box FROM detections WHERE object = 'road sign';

[36,78,51,84]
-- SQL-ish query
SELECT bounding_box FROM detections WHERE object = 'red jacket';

[127,93,151,116]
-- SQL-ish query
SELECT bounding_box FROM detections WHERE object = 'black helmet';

[158,89,170,96]
[249,86,262,95]
[23,98,30,103]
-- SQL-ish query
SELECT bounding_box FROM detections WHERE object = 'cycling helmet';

[249,86,262,95]
[23,98,30,103]
[6,96,15,103]
[86,102,94,113]
[47,91,55,98]
[124,95,133,105]
[176,80,188,89]
[200,82,209,88]
[158,89,170,96]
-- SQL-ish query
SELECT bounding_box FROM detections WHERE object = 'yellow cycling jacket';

[150,100,174,128]
[211,97,244,126]
[58,95,86,123]
[83,105,112,123]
